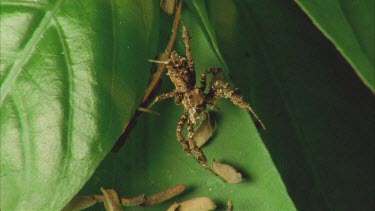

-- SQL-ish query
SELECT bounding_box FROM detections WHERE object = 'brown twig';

[112,0,182,152]
[142,0,182,103]
[71,184,185,209]
[121,194,147,206]
[143,183,186,206]
[91,193,146,206]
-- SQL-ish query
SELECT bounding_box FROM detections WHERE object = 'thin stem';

[143,183,186,206]
[112,0,183,152]
[79,184,185,208]
[141,0,182,103]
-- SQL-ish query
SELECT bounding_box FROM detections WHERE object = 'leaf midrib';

[0,0,67,105]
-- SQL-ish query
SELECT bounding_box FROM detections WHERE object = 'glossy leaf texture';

[0,0,159,210]
[208,0,374,210]
[294,0,375,92]
[80,1,296,210]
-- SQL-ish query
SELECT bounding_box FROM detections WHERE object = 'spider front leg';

[211,80,266,130]
[176,111,191,155]
[149,91,177,108]
[182,26,194,72]
[200,68,222,92]
[187,119,209,168]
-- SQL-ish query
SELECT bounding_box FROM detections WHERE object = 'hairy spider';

[149,26,266,171]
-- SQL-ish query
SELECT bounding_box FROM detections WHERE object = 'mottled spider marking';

[150,25,265,173]
[210,80,266,130]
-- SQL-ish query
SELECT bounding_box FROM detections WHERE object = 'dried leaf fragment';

[101,187,123,211]
[226,200,233,211]
[212,161,242,184]
[167,197,216,211]
[167,202,180,211]
[193,112,215,147]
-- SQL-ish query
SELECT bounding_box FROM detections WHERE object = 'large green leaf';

[208,0,374,210]
[0,1,159,210]
[80,1,296,210]
[3,0,372,210]
[294,0,375,92]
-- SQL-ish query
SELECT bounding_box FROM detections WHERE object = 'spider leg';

[187,119,209,168]
[182,25,194,72]
[176,111,191,155]
[211,80,266,130]
[200,68,222,92]
[149,91,177,108]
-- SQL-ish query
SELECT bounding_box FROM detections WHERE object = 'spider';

[149,25,266,172]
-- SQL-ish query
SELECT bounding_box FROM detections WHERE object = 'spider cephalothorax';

[166,52,196,92]
[150,26,265,171]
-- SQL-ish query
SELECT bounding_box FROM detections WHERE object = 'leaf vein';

[10,94,30,197]
[53,17,74,176]
[0,0,67,105]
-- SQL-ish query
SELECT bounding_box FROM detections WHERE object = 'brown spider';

[149,26,266,172]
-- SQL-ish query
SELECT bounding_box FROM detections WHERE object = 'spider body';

[182,88,205,124]
[166,52,195,91]
[150,26,265,171]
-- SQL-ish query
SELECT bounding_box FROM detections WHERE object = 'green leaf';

[0,1,159,210]
[294,0,375,92]
[80,1,296,210]
[208,0,374,210]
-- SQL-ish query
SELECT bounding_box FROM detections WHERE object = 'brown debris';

[212,161,242,184]
[167,197,216,211]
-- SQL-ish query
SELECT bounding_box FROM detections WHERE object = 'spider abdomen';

[183,88,205,108]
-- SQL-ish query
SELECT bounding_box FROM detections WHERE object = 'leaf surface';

[294,0,375,92]
[0,1,159,210]
[80,1,296,210]
[208,0,374,210]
